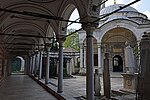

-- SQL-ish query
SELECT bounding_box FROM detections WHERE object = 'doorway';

[11,56,25,74]
[113,55,123,72]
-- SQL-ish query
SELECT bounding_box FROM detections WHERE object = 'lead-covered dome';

[100,4,138,15]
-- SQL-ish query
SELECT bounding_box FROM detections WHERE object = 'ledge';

[29,75,66,100]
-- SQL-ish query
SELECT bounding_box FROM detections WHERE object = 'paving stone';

[0,75,57,100]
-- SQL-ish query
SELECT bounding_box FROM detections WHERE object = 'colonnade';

[28,24,98,100]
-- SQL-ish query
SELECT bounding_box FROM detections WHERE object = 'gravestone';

[103,53,111,99]
[94,69,101,96]
[121,43,137,92]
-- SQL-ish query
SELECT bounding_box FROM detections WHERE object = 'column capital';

[56,34,66,43]
[97,43,102,48]
[82,19,98,37]
[39,48,44,52]
[45,43,51,52]
[79,43,84,48]
[82,23,97,34]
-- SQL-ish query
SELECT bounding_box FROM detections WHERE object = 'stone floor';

[37,72,136,100]
[0,73,136,100]
[0,75,58,100]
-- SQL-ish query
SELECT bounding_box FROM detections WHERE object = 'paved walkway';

[0,75,58,100]
[38,72,127,100]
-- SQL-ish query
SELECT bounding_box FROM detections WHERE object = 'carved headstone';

[103,53,111,99]
[124,43,136,73]
[121,42,138,92]
[94,69,101,96]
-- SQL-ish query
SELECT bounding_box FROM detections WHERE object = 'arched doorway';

[12,58,21,73]
[11,56,25,74]
[101,27,137,72]
[113,55,123,72]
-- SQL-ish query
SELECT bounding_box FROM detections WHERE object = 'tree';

[64,29,79,51]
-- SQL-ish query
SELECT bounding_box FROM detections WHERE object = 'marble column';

[67,59,72,75]
[45,47,50,84]
[57,40,64,93]
[32,55,35,74]
[29,56,33,74]
[97,43,102,73]
[83,25,95,100]
[84,46,86,68]
[137,40,141,67]
[79,43,84,73]
[38,51,43,80]
[34,52,39,76]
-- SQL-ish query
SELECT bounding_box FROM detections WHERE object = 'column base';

[45,81,49,84]
[57,91,63,93]
[79,68,86,75]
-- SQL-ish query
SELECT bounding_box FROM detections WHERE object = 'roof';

[100,4,138,15]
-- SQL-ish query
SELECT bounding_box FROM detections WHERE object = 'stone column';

[79,43,84,73]
[97,43,102,73]
[103,53,111,99]
[57,37,64,93]
[29,56,33,74]
[38,50,43,80]
[83,25,95,100]
[25,55,30,74]
[84,45,86,68]
[137,40,141,67]
[32,54,35,74]
[67,59,72,75]
[45,46,50,84]
[34,52,39,76]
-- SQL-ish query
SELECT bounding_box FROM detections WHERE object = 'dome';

[100,4,138,15]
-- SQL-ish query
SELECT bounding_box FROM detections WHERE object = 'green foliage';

[64,30,79,51]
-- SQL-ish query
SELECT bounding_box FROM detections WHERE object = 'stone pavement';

[35,72,136,100]
[0,75,58,100]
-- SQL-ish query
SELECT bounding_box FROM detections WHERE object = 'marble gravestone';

[103,53,111,99]
[94,69,101,96]
[121,43,137,92]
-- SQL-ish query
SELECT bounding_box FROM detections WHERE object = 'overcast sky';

[68,0,149,29]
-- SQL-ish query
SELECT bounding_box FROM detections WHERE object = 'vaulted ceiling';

[0,0,95,55]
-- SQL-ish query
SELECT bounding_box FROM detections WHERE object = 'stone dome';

[100,4,138,15]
